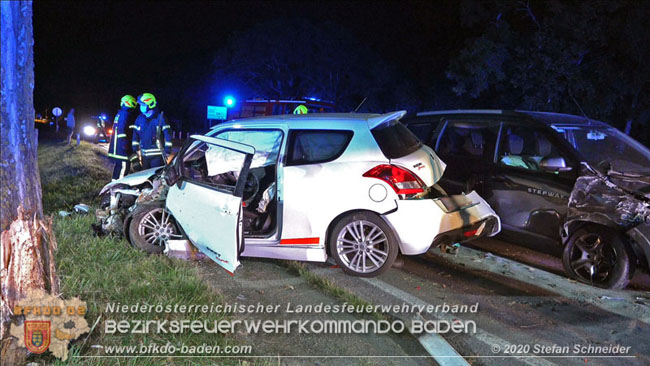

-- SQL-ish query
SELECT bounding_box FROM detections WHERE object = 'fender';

[625,226,650,269]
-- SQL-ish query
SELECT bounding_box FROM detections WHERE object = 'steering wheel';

[242,173,260,206]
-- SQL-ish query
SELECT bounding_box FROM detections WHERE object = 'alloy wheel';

[568,232,617,284]
[137,207,182,247]
[336,220,389,274]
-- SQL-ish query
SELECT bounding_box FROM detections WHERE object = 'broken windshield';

[552,125,650,173]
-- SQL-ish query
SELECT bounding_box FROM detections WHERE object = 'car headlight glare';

[83,125,96,136]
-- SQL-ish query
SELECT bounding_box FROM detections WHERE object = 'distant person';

[95,115,108,143]
[108,95,138,180]
[131,93,172,169]
[65,108,80,145]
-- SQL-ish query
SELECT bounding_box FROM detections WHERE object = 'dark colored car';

[404,110,650,289]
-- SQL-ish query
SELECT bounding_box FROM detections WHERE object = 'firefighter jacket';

[131,108,172,158]
[108,107,137,161]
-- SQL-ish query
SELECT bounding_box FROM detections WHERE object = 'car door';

[491,124,577,244]
[432,119,500,196]
[166,135,255,274]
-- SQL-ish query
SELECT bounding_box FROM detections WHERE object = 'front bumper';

[382,191,501,255]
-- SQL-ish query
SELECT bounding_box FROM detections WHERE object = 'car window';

[497,125,566,172]
[436,121,498,161]
[286,130,353,165]
[216,129,283,168]
[371,120,421,159]
[407,123,435,143]
[181,141,245,192]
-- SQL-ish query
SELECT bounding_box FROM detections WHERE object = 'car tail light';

[363,164,425,195]
[463,229,478,237]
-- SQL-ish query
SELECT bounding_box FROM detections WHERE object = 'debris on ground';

[73,203,91,214]
[164,240,206,261]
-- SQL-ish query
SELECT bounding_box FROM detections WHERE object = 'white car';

[99,111,500,276]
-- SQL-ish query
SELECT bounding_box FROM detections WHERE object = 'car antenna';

[570,94,591,124]
[353,97,367,113]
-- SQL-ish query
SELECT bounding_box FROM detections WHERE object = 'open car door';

[166,135,255,274]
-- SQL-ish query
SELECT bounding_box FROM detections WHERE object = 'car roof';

[413,109,611,128]
[212,111,407,130]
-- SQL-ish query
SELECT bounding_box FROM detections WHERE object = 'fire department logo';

[9,289,89,360]
[24,321,51,354]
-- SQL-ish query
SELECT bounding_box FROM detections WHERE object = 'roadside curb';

[426,246,650,325]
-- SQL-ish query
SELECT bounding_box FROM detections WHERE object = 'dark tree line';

[447,0,650,141]
[207,19,418,114]
[200,2,649,145]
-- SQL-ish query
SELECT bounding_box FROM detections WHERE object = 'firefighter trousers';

[112,160,131,180]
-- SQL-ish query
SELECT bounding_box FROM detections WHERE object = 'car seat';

[462,131,484,156]
[500,133,533,169]
[531,136,552,165]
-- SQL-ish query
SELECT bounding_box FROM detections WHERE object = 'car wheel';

[329,212,398,277]
[562,226,634,289]
[128,203,183,254]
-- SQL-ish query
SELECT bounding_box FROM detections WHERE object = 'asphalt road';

[303,237,650,366]
[198,236,650,366]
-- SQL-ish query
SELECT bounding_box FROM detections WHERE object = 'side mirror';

[540,157,572,172]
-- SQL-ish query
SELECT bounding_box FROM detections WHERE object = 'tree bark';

[1,2,59,364]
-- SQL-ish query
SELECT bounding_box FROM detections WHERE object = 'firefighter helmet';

[293,105,308,114]
[138,93,157,110]
[121,95,137,109]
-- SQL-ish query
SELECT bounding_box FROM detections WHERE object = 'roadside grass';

[39,142,112,213]
[284,261,387,321]
[32,142,256,365]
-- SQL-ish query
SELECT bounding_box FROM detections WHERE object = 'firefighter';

[293,105,308,114]
[108,95,138,180]
[131,93,172,169]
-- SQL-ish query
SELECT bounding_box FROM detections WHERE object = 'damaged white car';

[96,111,501,276]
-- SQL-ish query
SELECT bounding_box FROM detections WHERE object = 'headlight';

[83,125,96,136]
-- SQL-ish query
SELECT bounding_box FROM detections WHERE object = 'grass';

[39,142,112,213]
[283,261,387,322]
[33,141,255,365]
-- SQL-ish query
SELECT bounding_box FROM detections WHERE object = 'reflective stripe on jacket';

[108,107,137,161]
[131,108,172,157]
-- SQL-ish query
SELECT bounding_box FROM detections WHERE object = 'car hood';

[99,167,162,195]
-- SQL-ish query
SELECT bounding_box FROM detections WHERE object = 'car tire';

[128,203,183,254]
[562,225,634,289]
[329,212,398,277]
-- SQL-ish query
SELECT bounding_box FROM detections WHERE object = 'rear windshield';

[371,120,421,159]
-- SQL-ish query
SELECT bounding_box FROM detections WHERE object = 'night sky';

[33,1,464,127]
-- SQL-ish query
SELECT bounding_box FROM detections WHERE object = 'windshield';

[551,125,650,173]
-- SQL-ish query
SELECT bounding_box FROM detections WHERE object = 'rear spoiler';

[367,110,406,129]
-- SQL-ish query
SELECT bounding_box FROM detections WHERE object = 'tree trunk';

[1,2,59,364]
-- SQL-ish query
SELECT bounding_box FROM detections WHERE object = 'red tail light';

[463,229,478,237]
[363,164,425,195]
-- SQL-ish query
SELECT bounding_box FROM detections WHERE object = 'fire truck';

[229,97,335,119]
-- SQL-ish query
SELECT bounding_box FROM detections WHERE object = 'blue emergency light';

[224,96,236,107]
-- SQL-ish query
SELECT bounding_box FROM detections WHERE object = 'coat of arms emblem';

[24,321,51,354]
